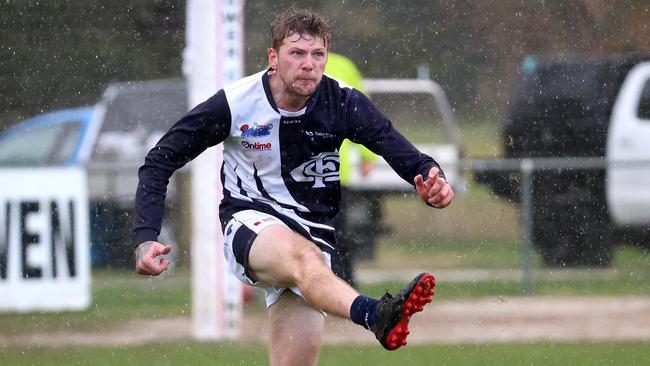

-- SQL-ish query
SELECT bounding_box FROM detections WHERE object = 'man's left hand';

[414,167,454,208]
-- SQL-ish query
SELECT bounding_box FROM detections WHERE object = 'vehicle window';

[100,81,186,134]
[637,79,650,120]
[92,80,187,162]
[51,122,81,164]
[0,121,81,166]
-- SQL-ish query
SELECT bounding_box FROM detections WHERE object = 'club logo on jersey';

[290,152,340,188]
[241,141,272,150]
[240,122,273,138]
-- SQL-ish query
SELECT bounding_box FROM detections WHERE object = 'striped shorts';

[222,209,332,308]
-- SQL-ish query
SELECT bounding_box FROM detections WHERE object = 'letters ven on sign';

[0,168,91,312]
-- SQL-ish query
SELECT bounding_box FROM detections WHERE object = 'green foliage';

[244,0,649,121]
[3,1,647,131]
[0,0,185,128]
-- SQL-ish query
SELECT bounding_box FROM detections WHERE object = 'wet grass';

[1,340,649,365]
[0,269,190,335]
[359,243,650,300]
[360,270,650,302]
[367,238,529,269]
[369,235,650,271]
[1,116,648,362]
[1,243,647,336]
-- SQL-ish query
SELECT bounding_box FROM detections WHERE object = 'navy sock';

[350,295,379,330]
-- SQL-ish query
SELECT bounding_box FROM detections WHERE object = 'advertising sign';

[0,168,90,312]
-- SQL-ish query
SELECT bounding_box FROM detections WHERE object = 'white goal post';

[183,0,245,340]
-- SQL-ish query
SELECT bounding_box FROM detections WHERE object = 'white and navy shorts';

[222,209,332,308]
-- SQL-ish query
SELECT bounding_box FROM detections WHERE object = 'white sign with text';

[0,168,91,312]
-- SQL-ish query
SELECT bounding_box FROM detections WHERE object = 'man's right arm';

[132,90,232,250]
[135,240,172,275]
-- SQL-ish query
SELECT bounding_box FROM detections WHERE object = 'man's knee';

[293,241,327,271]
[248,226,328,285]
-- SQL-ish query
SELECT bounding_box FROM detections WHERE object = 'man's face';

[268,33,328,98]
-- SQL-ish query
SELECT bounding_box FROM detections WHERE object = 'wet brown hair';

[270,7,333,51]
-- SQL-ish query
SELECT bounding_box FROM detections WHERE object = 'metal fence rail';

[460,157,650,295]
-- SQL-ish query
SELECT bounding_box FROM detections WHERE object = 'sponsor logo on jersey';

[240,122,273,138]
[290,152,340,188]
[282,118,302,124]
[305,130,335,139]
[241,141,272,150]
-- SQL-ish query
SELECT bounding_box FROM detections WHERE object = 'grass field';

[2,340,650,365]
[2,121,649,364]
[360,243,650,300]
[1,242,647,336]
[1,241,648,365]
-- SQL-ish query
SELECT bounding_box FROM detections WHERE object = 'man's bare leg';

[268,291,324,366]
[248,224,359,318]
[249,223,436,352]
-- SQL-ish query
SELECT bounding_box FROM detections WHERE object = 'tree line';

[1,0,647,130]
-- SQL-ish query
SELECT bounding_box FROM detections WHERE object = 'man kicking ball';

[133,7,453,366]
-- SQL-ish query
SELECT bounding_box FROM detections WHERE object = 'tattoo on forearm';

[135,241,154,262]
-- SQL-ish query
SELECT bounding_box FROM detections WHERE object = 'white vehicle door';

[606,62,650,226]
[348,78,463,192]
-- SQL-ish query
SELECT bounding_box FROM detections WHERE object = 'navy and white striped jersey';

[133,70,444,252]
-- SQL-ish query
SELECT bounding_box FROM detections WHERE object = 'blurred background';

[1,1,649,365]
[2,0,648,129]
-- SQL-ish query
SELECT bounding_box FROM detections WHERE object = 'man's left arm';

[344,90,454,209]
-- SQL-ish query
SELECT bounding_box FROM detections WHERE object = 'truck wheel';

[533,193,613,267]
[625,227,650,253]
[578,201,614,266]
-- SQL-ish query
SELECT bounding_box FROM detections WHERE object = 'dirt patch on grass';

[324,296,650,345]
[3,296,649,347]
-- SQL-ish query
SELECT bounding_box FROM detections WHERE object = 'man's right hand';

[135,241,172,276]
